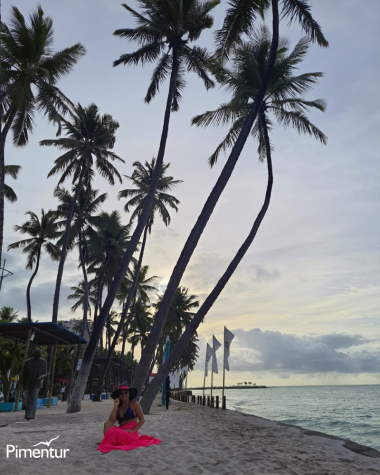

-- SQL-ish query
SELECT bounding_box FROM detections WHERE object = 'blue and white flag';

[212,335,221,374]
[223,327,235,371]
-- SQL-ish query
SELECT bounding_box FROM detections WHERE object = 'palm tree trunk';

[92,223,149,401]
[132,0,280,399]
[26,246,41,322]
[140,106,274,414]
[67,48,179,414]
[140,347,159,397]
[0,109,17,267]
[78,229,88,337]
[52,166,85,323]
[129,340,135,385]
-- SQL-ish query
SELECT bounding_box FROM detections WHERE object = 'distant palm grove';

[0,0,328,414]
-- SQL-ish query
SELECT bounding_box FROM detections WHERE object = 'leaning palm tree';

[0,5,85,266]
[7,210,61,322]
[40,103,123,324]
[4,165,21,203]
[66,0,218,414]
[132,0,328,399]
[140,31,327,413]
[193,30,327,165]
[215,0,328,62]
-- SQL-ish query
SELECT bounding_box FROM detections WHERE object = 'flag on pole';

[212,335,221,374]
[223,327,235,371]
[205,343,213,377]
[183,365,189,390]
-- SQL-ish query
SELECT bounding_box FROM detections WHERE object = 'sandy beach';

[0,396,379,475]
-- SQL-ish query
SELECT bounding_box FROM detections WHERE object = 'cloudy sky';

[1,0,379,387]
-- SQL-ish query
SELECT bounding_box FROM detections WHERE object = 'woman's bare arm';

[130,402,145,433]
[109,398,119,423]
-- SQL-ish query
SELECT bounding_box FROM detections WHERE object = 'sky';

[1,0,379,387]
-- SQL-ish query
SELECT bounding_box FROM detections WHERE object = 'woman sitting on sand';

[98,385,161,453]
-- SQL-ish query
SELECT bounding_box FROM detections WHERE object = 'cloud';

[225,328,380,374]
[184,253,230,290]
[247,265,281,283]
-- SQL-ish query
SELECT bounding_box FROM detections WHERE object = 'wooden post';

[207,395,210,407]
[216,396,219,409]
[210,371,214,400]
[47,341,58,408]
[222,367,226,411]
[14,329,32,412]
[202,395,205,406]
[211,396,214,408]
[222,395,226,410]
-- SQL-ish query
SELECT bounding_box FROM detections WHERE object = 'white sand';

[0,396,379,474]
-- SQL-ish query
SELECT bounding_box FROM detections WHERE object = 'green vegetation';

[1,0,328,414]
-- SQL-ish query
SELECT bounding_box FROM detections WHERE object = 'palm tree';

[0,307,25,402]
[41,103,122,324]
[156,287,200,374]
[4,165,21,203]
[140,30,327,414]
[113,158,181,349]
[56,185,107,336]
[0,306,19,323]
[93,263,157,400]
[132,0,328,399]
[127,301,153,383]
[66,0,218,414]
[93,159,181,393]
[0,5,85,266]
[86,210,132,327]
[67,280,97,315]
[192,30,327,165]
[215,0,328,62]
[160,287,199,344]
[7,210,62,322]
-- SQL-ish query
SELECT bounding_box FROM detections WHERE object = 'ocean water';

[191,385,380,450]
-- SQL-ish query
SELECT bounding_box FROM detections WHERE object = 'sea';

[191,385,380,450]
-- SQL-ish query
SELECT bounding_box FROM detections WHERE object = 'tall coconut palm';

[4,165,21,202]
[132,0,328,399]
[140,32,327,414]
[41,103,122,324]
[66,0,217,415]
[193,30,327,165]
[7,210,61,322]
[86,210,132,325]
[215,0,328,62]
[92,159,180,397]
[55,185,107,336]
[112,158,181,352]
[0,5,85,266]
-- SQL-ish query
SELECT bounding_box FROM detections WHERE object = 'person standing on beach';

[22,348,47,420]
[165,376,171,410]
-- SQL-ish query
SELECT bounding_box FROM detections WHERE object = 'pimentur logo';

[6,434,70,459]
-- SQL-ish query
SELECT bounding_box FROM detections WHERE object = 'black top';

[117,406,135,423]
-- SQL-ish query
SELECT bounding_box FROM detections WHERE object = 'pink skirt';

[98,421,162,453]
